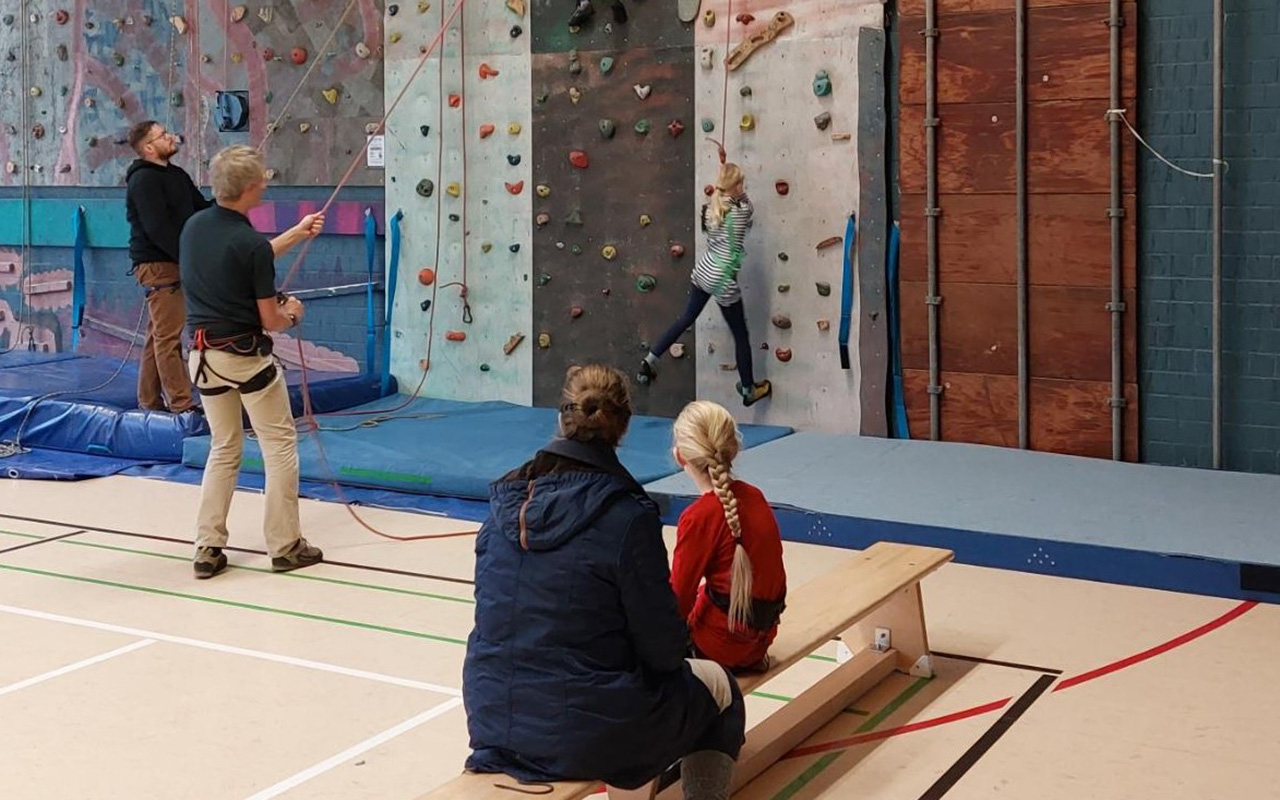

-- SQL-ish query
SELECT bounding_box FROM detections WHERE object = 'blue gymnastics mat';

[0,351,394,463]
[182,395,794,500]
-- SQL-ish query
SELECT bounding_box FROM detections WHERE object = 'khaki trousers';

[188,348,301,557]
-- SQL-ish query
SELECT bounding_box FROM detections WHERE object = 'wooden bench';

[420,541,953,800]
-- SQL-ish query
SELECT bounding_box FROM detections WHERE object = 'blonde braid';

[709,460,753,632]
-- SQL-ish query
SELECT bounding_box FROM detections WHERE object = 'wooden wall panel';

[900,0,1127,17]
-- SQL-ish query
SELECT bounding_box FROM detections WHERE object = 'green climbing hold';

[599,119,616,139]
[701,118,715,133]
[816,281,832,297]
[448,213,460,222]
[480,363,491,372]
[634,119,650,135]
[636,274,657,293]
[813,70,833,97]
[538,272,552,286]
[571,244,583,255]
[565,209,583,226]
[536,93,549,104]
[264,91,274,104]
[600,56,614,75]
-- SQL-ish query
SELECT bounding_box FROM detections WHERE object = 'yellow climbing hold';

[446,182,460,197]
[639,214,652,227]
[507,0,526,17]
[740,113,755,131]
[417,1,430,11]
[231,6,247,22]
[536,184,550,198]
[231,52,244,63]
[298,122,311,133]
[389,31,402,43]
[170,15,188,34]
[601,245,617,260]
[322,88,339,105]
[508,122,522,135]
[703,9,715,26]
[481,242,493,253]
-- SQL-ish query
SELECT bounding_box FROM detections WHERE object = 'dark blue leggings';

[649,285,755,389]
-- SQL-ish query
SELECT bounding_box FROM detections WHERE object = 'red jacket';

[670,480,786,670]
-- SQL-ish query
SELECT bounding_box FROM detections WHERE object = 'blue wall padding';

[181,396,794,500]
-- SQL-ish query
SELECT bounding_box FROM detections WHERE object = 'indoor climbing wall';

[0,0,383,187]
[382,0,533,403]
[693,0,885,432]
[529,0,698,418]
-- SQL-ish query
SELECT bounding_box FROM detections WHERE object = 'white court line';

[244,697,464,800]
[0,638,156,699]
[0,604,461,698]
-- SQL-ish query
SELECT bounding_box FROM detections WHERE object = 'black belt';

[704,587,786,632]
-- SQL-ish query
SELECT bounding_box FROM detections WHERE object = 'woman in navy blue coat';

[463,365,746,797]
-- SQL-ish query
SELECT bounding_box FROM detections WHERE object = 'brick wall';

[1139,0,1280,473]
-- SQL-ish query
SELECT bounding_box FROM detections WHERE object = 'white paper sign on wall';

[366,135,386,168]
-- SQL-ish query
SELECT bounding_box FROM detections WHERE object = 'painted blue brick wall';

[1139,0,1280,474]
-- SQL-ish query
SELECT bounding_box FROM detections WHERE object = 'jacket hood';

[488,439,658,552]
[126,159,168,180]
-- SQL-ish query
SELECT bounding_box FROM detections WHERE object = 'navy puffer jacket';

[463,438,726,788]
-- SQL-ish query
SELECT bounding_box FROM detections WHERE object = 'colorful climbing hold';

[816,236,842,250]
[260,47,275,61]
[231,6,247,22]
[418,268,437,286]
[510,25,522,37]
[170,15,188,34]
[701,119,715,133]
[700,47,714,70]
[322,88,339,105]
[507,154,521,166]
[356,42,372,59]
[668,119,685,138]
[601,245,617,261]
[479,62,500,79]
[508,122,522,134]
[565,209,583,225]
[481,242,493,253]
[779,252,790,262]
[633,84,652,100]
[704,184,715,196]
[737,13,755,24]
[506,181,525,195]
[831,133,852,141]
[479,123,495,139]
[480,363,491,372]
[771,314,792,330]
[538,333,551,349]
[446,182,461,197]
[775,348,793,363]
[535,212,550,226]
[670,343,686,359]
[28,86,41,98]
[388,32,402,44]
[775,180,789,196]
[536,184,551,197]
[813,70,833,97]
[636,275,657,292]
[600,56,614,75]
[509,243,521,253]
[418,1,431,11]
[388,3,399,14]
[639,214,652,227]
[54,9,69,24]
[446,330,467,342]
[291,47,308,65]
[634,119,651,135]
[703,10,715,26]
[598,119,616,139]
[740,113,755,131]
[571,244,583,255]
[568,150,589,169]
[814,111,832,131]
[420,125,430,137]
[817,319,831,331]
[504,333,525,355]
[31,123,45,140]
[670,243,686,259]
[740,86,753,97]
[448,93,461,107]
[299,122,311,133]
[568,51,582,75]
[815,282,831,296]
[570,306,584,319]
[112,52,125,66]
[778,284,791,293]
[569,88,583,105]
[448,214,460,222]
[506,0,526,17]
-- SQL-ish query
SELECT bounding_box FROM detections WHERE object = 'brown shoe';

[271,539,323,572]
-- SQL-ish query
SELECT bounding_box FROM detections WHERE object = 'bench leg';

[842,582,934,677]
[607,779,658,799]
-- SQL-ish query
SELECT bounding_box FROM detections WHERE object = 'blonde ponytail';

[707,162,745,229]
[673,401,753,631]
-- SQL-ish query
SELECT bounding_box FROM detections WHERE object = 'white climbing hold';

[633,84,651,100]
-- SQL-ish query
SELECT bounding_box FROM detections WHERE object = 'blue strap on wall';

[886,221,909,438]
[364,209,377,376]
[70,206,87,352]
[381,210,403,396]
[838,212,857,370]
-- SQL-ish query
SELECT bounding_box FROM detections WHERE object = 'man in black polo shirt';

[125,119,210,413]
[180,144,324,579]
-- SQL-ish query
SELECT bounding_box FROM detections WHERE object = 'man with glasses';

[124,120,211,415]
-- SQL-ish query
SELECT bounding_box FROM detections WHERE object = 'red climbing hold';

[505,180,524,195]
[568,150,589,169]
[570,306,584,319]
[446,330,467,342]
[775,347,793,362]
[418,267,437,286]
[262,48,275,61]
[478,62,500,79]
[479,123,495,138]
[736,12,755,24]
[448,93,461,107]
[669,243,686,259]
[291,47,308,65]
[667,119,685,138]
[55,9,70,24]
[775,180,789,196]
[703,184,715,196]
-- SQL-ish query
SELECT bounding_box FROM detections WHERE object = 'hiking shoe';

[739,380,772,407]
[567,0,594,27]
[193,547,228,579]
[637,360,657,386]
[271,538,323,573]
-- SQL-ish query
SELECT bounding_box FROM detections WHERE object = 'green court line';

[0,530,43,540]
[339,467,433,485]
[751,690,794,703]
[0,563,468,646]
[769,676,932,800]
[0,530,474,605]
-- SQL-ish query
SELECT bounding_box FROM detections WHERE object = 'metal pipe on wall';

[1107,0,1124,461]
[925,0,942,440]
[1212,0,1224,468]
[1016,0,1029,449]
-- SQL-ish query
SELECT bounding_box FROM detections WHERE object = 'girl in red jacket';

[670,401,787,671]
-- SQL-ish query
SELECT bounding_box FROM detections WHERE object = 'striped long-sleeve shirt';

[692,194,754,306]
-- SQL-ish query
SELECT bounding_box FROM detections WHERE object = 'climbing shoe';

[637,360,657,386]
[739,380,772,408]
[271,538,324,573]
[567,0,594,27]
[193,547,228,580]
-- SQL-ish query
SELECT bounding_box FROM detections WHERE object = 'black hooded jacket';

[124,159,212,266]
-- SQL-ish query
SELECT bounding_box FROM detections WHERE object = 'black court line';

[0,512,476,586]
[917,673,1058,800]
[0,529,89,556]
[931,650,1064,676]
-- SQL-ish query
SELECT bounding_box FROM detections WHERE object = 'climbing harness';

[190,329,280,397]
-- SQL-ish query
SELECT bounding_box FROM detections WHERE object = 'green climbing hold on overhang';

[813,69,832,97]
[701,118,714,133]
[636,274,657,292]
[634,119,650,135]
[600,56,614,75]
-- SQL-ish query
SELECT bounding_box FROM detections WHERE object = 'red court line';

[785,600,1258,759]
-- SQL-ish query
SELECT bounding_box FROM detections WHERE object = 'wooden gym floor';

[0,475,1276,800]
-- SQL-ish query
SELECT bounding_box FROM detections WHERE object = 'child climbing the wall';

[670,400,786,672]
[638,162,772,407]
